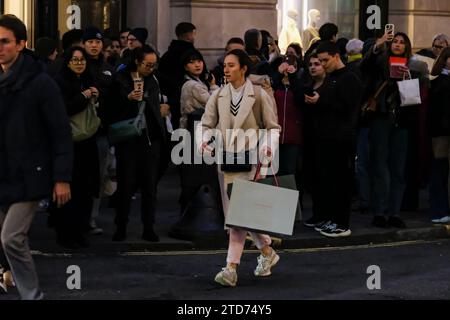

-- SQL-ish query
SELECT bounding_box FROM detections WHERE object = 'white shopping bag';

[397,72,422,107]
[225,178,299,236]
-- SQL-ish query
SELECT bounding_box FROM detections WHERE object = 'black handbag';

[221,150,253,173]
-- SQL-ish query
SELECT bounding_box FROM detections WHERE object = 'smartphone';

[304,87,315,97]
[285,54,297,66]
[385,24,395,39]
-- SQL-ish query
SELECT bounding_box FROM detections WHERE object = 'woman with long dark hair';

[52,46,100,248]
[361,32,426,229]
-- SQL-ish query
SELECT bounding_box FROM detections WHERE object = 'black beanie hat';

[129,28,148,45]
[83,26,104,43]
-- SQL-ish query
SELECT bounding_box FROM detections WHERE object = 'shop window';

[278,0,359,50]
[59,0,123,36]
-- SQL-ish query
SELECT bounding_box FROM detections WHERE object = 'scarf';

[347,54,363,63]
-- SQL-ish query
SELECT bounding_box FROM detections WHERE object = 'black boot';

[112,225,127,242]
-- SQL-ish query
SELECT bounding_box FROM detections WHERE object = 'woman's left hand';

[260,146,273,165]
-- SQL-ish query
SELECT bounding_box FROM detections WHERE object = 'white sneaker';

[89,219,104,235]
[254,250,280,277]
[432,216,450,224]
[214,267,237,287]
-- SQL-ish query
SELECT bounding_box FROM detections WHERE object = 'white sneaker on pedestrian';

[254,250,280,277]
[214,267,237,287]
[89,219,103,235]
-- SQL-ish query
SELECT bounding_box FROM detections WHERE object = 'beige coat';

[180,76,219,129]
[198,79,281,216]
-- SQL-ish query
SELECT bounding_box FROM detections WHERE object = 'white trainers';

[89,219,104,235]
[214,267,238,287]
[254,250,280,277]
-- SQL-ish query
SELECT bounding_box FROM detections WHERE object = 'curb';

[31,225,450,255]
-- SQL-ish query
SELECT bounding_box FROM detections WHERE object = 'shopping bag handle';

[254,162,280,187]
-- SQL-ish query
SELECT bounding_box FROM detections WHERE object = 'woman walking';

[199,49,281,287]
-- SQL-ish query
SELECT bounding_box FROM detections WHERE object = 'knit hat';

[129,28,148,45]
[82,26,104,43]
[346,39,364,55]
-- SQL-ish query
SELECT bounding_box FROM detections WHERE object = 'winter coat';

[360,44,428,128]
[180,75,219,129]
[86,55,115,130]
[54,67,100,197]
[0,51,73,205]
[429,73,450,137]
[159,40,196,129]
[272,73,303,145]
[112,69,168,144]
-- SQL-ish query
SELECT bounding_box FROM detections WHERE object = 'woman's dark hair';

[181,49,210,89]
[62,46,87,68]
[389,32,413,59]
[225,49,253,78]
[0,14,27,42]
[129,45,158,72]
[287,42,303,62]
[432,47,450,76]
[60,46,93,86]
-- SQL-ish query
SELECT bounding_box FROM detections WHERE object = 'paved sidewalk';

[29,168,450,254]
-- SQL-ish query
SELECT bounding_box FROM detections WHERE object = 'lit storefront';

[0,0,126,46]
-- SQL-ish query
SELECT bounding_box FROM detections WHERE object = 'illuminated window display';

[278,0,359,49]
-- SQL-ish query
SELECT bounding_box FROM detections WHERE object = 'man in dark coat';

[304,41,362,238]
[159,22,197,130]
[0,14,73,300]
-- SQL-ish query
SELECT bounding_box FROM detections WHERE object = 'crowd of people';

[1,12,449,295]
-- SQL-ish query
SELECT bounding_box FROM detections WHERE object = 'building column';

[389,0,450,50]
[169,0,278,67]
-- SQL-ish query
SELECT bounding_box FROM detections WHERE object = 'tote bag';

[71,101,101,142]
[397,71,422,107]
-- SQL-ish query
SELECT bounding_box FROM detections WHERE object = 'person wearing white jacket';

[198,49,281,287]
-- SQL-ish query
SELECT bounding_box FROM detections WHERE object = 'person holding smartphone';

[300,42,362,238]
[361,30,427,229]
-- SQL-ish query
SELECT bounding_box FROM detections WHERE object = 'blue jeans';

[429,158,449,217]
[356,128,371,208]
[370,116,408,217]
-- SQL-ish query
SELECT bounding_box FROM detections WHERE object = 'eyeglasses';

[141,62,158,69]
[0,38,13,46]
[70,58,87,65]
[433,45,444,50]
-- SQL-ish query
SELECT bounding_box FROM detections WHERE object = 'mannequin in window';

[279,9,303,54]
[302,9,321,51]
